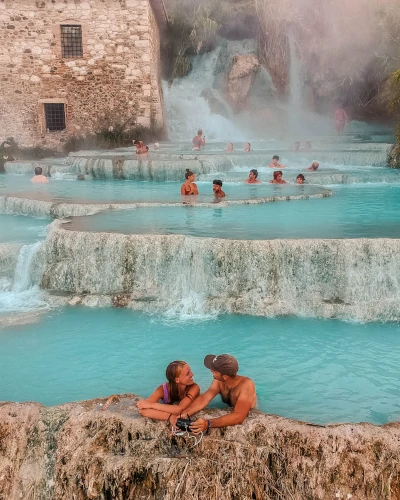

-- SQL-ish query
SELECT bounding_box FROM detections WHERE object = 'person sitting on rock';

[213,179,226,198]
[306,161,319,171]
[269,170,286,184]
[192,129,206,151]
[296,173,305,184]
[181,169,199,196]
[31,166,48,184]
[136,361,200,421]
[244,142,251,152]
[269,155,286,168]
[245,169,261,184]
[225,142,234,152]
[170,354,256,434]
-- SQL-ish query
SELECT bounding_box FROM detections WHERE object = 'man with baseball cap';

[172,353,256,434]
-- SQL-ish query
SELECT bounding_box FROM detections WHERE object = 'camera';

[176,418,192,432]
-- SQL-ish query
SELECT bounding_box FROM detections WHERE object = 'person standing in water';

[334,106,349,135]
[181,169,199,195]
[192,129,205,151]
[244,142,251,152]
[213,179,226,198]
[170,354,256,433]
[136,360,200,421]
[245,169,261,184]
[269,171,286,184]
[225,142,234,152]
[31,166,48,183]
[269,155,286,168]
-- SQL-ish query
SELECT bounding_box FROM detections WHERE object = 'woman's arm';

[190,183,199,195]
[137,384,200,415]
[181,184,187,195]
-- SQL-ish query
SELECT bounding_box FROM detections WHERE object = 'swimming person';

[245,169,261,184]
[269,155,286,168]
[181,169,199,195]
[192,129,205,151]
[269,170,286,184]
[296,173,305,184]
[136,360,200,421]
[31,166,48,183]
[244,142,251,152]
[213,179,226,198]
[133,140,148,157]
[306,161,319,171]
[170,354,256,433]
[293,141,301,151]
[225,142,234,152]
[304,141,312,150]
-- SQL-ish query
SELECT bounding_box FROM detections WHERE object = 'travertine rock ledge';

[1,395,400,500]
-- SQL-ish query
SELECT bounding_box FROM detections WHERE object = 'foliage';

[63,123,163,153]
[0,137,61,172]
[162,0,251,80]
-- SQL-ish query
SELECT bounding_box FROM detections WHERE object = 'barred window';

[44,103,66,132]
[60,25,83,58]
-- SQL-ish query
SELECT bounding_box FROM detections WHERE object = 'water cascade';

[41,223,400,322]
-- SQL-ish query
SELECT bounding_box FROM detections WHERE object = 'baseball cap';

[204,354,239,376]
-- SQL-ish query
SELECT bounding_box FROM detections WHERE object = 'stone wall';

[0,0,166,149]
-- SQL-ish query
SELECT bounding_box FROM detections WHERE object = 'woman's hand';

[136,400,153,410]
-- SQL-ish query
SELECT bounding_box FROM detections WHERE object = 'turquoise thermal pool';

[64,185,400,239]
[1,308,400,425]
[0,214,48,244]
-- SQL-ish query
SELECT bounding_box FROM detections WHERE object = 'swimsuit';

[162,383,169,404]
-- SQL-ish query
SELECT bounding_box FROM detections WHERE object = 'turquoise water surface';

[1,308,399,424]
[65,185,400,239]
[0,214,49,243]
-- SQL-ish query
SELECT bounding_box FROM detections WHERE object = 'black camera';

[176,418,192,432]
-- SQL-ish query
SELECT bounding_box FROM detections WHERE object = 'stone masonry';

[0,0,167,149]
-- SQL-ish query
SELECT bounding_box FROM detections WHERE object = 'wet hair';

[296,174,305,181]
[272,155,279,160]
[213,179,222,186]
[185,168,195,179]
[197,129,203,135]
[273,170,283,179]
[34,167,43,175]
[166,360,187,404]
[249,169,258,179]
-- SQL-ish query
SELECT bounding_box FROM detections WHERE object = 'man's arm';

[190,379,256,434]
[170,380,220,426]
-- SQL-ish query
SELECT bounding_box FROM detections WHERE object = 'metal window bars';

[61,25,83,58]
[44,103,66,132]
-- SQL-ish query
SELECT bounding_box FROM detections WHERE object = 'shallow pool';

[1,308,399,424]
[65,185,400,239]
[0,175,327,204]
[0,214,48,244]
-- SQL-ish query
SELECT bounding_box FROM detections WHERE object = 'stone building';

[0,0,167,149]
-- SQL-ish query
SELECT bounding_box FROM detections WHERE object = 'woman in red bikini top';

[136,360,200,421]
[181,169,199,196]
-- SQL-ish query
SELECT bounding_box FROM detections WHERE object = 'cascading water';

[0,241,47,314]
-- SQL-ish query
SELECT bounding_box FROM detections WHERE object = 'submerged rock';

[1,395,400,499]
[228,54,261,112]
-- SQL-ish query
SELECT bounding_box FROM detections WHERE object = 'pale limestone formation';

[0,396,400,499]
[228,54,260,112]
[0,0,166,149]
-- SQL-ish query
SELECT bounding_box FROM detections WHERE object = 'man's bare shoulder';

[238,376,256,392]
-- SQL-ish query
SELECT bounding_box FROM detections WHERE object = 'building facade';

[0,0,166,149]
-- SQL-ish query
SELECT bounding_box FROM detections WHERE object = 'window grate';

[61,25,83,58]
[44,103,66,132]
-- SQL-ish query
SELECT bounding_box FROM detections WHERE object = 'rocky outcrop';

[227,55,261,112]
[388,142,400,169]
[1,395,400,500]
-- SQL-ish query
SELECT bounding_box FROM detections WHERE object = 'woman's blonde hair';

[166,360,187,404]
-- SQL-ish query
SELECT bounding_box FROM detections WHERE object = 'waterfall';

[42,225,400,322]
[287,32,304,135]
[0,241,47,314]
